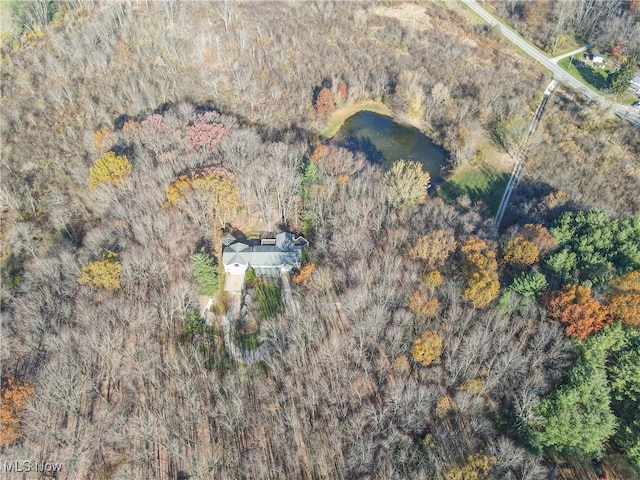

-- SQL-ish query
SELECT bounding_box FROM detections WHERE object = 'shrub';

[245,267,257,285]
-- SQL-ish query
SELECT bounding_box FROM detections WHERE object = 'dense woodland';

[1,1,640,479]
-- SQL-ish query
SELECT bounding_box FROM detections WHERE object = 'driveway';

[223,274,244,293]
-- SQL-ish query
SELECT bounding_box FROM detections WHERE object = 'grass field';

[558,54,611,92]
[235,329,261,351]
[437,165,510,214]
[321,101,393,139]
[255,281,283,320]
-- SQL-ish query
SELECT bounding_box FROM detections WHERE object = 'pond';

[334,110,448,184]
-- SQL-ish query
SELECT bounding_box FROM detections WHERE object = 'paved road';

[461,0,639,126]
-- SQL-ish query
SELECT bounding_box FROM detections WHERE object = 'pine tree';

[192,250,218,296]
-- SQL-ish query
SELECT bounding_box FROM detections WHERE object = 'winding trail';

[222,292,269,364]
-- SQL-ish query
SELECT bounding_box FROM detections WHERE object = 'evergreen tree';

[609,58,638,94]
[192,250,218,296]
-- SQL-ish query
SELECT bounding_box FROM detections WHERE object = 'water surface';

[335,110,448,183]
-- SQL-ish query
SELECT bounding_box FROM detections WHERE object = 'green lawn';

[235,329,261,351]
[255,282,283,319]
[437,166,510,214]
[558,54,610,92]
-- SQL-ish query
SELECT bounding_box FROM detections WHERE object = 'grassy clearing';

[618,90,639,106]
[548,36,581,57]
[255,281,283,320]
[321,101,393,139]
[437,165,510,214]
[558,54,610,92]
[235,329,261,351]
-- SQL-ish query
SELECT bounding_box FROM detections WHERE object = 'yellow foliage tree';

[458,378,485,395]
[423,270,444,289]
[412,330,442,366]
[461,237,500,308]
[166,172,241,227]
[89,151,132,189]
[608,270,640,328]
[502,237,539,266]
[0,374,34,447]
[445,454,497,480]
[165,175,193,206]
[191,172,241,227]
[435,394,453,418]
[78,251,122,290]
[463,272,500,308]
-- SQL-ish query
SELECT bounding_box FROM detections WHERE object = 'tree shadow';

[573,61,609,91]
[501,178,583,230]
[332,134,386,167]
[438,166,510,214]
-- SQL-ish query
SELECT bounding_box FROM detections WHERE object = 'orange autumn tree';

[336,81,348,104]
[408,271,443,318]
[292,263,315,284]
[406,230,457,270]
[0,374,34,446]
[608,270,640,328]
[314,87,335,116]
[545,284,612,339]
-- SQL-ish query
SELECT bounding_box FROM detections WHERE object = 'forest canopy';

[1,1,639,479]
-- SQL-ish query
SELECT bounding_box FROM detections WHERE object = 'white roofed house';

[222,232,309,276]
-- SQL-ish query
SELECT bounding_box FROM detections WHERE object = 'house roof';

[222,232,307,268]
